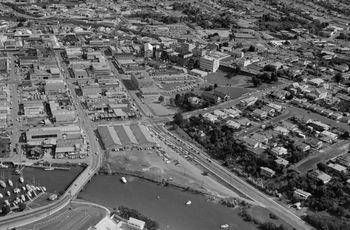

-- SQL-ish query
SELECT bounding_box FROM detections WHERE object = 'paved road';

[294,140,349,174]
[150,125,312,230]
[0,51,102,229]
[182,84,287,119]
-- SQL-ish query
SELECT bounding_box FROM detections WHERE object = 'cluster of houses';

[286,81,350,123]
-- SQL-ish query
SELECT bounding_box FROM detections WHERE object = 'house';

[275,157,289,167]
[251,133,269,144]
[308,170,332,184]
[271,146,288,156]
[304,138,323,149]
[293,189,312,201]
[226,120,241,129]
[307,120,330,131]
[260,167,275,178]
[267,103,282,112]
[213,110,227,119]
[314,88,328,99]
[271,90,289,100]
[236,118,251,126]
[240,96,258,107]
[252,109,268,119]
[224,108,240,118]
[308,78,324,87]
[261,106,275,116]
[321,130,338,141]
[336,154,350,167]
[294,141,310,152]
[330,112,343,120]
[327,163,347,173]
[274,126,289,135]
[281,121,298,131]
[128,217,146,230]
[242,137,261,149]
[203,113,218,123]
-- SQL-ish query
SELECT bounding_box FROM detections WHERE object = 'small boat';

[156,196,160,199]
[25,184,31,191]
[8,179,13,187]
[6,191,10,196]
[4,200,10,206]
[121,177,127,184]
[0,180,6,188]
[19,176,24,183]
[0,193,3,199]
[14,188,20,194]
[21,194,25,202]
[44,167,54,171]
[220,224,229,229]
[186,200,192,205]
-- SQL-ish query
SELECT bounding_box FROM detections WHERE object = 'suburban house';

[327,163,347,173]
[293,189,312,201]
[240,96,258,106]
[251,133,269,144]
[304,138,323,150]
[271,146,288,156]
[294,141,311,152]
[274,126,289,135]
[226,120,241,129]
[275,157,289,167]
[242,137,261,149]
[213,109,227,119]
[260,167,275,178]
[261,106,275,116]
[252,109,268,119]
[336,155,350,167]
[267,103,282,112]
[236,118,251,126]
[308,170,332,184]
[203,113,218,123]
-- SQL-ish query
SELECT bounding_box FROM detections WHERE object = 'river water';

[79,175,258,230]
[0,165,84,194]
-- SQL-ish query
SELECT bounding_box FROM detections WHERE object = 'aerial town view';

[0,0,349,229]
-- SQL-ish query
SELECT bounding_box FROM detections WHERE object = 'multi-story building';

[200,56,220,72]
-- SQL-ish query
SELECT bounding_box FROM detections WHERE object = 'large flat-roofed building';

[131,72,154,89]
[97,124,157,151]
[26,125,82,146]
[200,56,219,72]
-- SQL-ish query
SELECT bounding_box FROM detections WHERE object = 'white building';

[200,56,220,72]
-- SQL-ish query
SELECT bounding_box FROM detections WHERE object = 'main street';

[0,51,102,229]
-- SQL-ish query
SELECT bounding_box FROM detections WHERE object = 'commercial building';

[200,56,220,72]
[131,72,154,89]
[97,124,157,151]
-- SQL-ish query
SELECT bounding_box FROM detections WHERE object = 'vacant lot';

[215,86,254,99]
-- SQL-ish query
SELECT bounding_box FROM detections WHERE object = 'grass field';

[215,86,255,99]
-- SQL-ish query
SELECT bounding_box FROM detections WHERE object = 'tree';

[214,83,218,88]
[334,73,344,83]
[18,202,26,212]
[252,77,262,87]
[158,96,164,103]
[173,113,184,126]
[340,131,350,139]
[2,205,10,215]
[248,45,256,52]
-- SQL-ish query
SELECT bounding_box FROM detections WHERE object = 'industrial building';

[97,124,158,151]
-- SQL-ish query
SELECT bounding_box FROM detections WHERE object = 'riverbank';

[78,174,258,230]
[98,169,241,208]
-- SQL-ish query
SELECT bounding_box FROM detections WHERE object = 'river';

[79,175,258,230]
